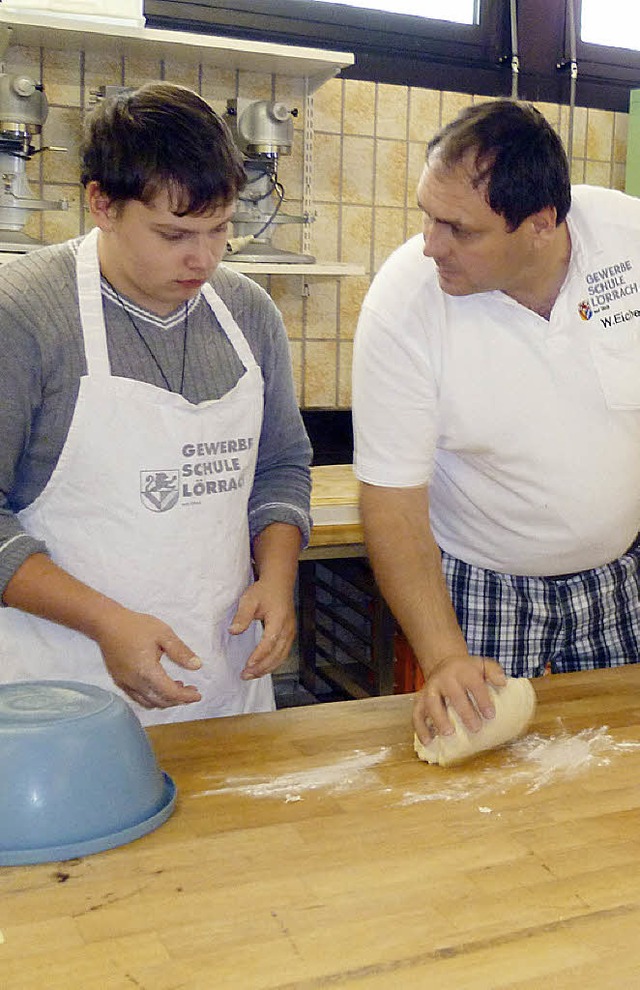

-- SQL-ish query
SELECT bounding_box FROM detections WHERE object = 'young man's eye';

[160,232,184,242]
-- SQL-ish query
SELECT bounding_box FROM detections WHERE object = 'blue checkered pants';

[441,535,640,677]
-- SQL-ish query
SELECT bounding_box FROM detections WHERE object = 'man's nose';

[187,238,214,270]
[422,218,446,258]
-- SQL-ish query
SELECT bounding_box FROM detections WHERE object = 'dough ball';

[414,676,536,767]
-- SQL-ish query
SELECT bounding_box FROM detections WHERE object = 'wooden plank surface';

[308,464,363,548]
[2,666,640,987]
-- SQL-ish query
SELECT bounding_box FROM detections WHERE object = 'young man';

[0,83,312,724]
[352,99,640,743]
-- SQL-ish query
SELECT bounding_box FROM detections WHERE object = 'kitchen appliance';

[223,97,314,264]
[0,65,67,255]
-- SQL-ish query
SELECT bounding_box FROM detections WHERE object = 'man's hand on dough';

[413,655,506,744]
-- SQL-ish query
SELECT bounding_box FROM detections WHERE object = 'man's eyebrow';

[418,206,466,228]
[151,222,189,230]
[150,213,233,232]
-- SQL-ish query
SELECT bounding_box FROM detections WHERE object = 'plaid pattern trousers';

[441,535,640,677]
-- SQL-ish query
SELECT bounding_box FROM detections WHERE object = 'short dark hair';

[426,99,571,230]
[81,82,246,214]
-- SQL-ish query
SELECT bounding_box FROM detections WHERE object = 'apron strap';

[76,227,111,378]
[201,282,259,372]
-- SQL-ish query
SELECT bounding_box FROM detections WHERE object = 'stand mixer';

[223,97,314,264]
[0,59,67,254]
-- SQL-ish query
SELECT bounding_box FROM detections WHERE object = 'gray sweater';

[0,237,312,596]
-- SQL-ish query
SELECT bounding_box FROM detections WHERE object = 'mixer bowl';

[0,680,176,865]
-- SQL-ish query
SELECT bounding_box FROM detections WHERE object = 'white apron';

[0,227,275,724]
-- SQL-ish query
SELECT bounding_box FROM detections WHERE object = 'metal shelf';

[221,261,365,276]
[0,253,365,276]
[0,11,354,91]
[298,558,397,701]
[0,13,361,275]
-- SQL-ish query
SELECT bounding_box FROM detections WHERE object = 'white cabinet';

[0,10,353,93]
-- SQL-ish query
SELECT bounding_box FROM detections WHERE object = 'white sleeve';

[352,297,438,488]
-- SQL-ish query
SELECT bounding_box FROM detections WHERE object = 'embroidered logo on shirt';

[582,258,639,321]
[140,470,180,512]
[577,300,593,320]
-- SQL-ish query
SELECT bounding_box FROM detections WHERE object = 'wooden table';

[3,665,640,988]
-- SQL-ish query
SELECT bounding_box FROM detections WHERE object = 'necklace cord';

[103,278,189,395]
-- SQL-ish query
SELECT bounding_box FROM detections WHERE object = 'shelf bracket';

[302,76,314,261]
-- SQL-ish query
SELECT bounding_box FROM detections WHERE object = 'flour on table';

[508,726,613,787]
[402,725,640,806]
[187,723,640,808]
[191,747,391,801]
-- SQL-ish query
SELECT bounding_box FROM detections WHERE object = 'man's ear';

[529,205,558,242]
[86,181,117,230]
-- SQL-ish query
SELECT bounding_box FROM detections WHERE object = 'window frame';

[578,0,640,62]
[144,0,487,55]
[144,0,506,82]
[573,0,640,90]
[144,0,640,113]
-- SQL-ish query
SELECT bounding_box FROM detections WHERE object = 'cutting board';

[307,464,363,548]
[310,464,359,524]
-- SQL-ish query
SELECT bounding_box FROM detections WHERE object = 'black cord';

[245,167,279,205]
[252,181,285,239]
[104,279,189,394]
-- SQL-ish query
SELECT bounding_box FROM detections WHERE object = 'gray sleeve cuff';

[0,533,49,604]
[249,502,312,551]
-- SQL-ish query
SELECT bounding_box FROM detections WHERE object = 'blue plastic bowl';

[0,680,177,865]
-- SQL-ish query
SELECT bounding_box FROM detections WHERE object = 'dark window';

[144,0,640,112]
[144,0,508,93]
[295,1,478,26]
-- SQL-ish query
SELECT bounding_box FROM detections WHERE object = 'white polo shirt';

[353,185,640,575]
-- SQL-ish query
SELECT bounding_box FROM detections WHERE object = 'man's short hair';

[426,99,571,230]
[81,82,246,214]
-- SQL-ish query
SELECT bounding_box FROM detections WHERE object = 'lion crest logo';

[140,470,179,512]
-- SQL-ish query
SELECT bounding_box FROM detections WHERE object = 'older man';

[353,99,640,743]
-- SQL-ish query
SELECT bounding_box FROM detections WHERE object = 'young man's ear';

[86,182,118,230]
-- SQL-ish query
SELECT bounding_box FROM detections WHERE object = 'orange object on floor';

[393,632,425,693]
